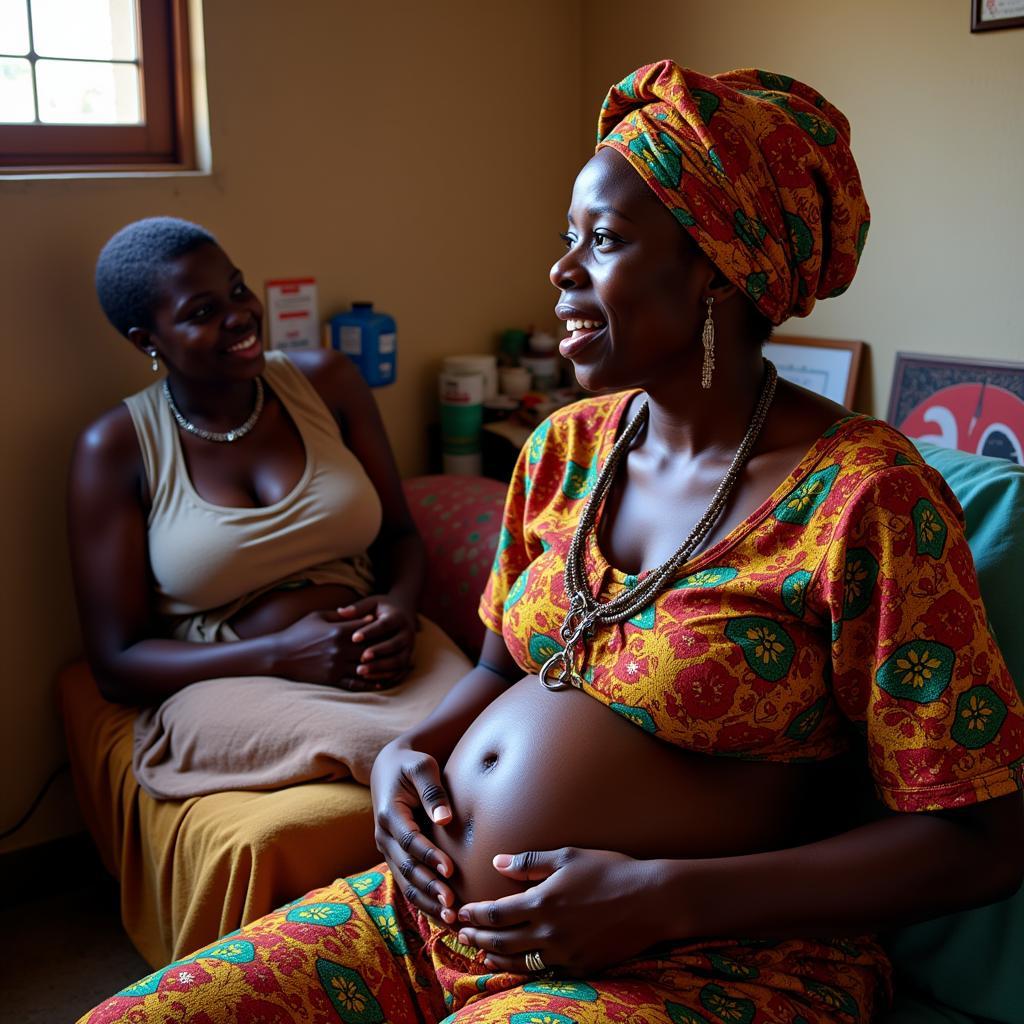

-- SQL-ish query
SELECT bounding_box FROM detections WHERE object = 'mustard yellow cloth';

[59,662,387,967]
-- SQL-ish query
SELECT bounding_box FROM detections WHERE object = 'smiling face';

[132,242,264,381]
[550,147,714,394]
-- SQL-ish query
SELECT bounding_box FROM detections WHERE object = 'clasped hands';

[371,744,661,977]
[274,595,418,690]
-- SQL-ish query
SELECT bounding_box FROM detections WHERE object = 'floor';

[0,836,150,1023]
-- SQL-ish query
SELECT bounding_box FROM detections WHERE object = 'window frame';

[0,0,194,172]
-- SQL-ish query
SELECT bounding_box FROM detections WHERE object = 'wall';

[582,0,1024,415]
[0,0,583,852]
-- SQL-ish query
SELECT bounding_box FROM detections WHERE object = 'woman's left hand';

[338,595,418,684]
[455,847,660,977]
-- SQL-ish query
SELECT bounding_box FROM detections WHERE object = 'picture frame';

[887,352,1024,463]
[971,0,1024,32]
[763,335,864,408]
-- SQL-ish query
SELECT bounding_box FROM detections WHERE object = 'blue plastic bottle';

[328,302,396,387]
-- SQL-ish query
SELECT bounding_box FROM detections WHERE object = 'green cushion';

[885,987,978,1024]
[882,441,1024,1023]
[913,441,1024,692]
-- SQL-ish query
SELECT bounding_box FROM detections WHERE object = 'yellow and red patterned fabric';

[597,61,870,324]
[80,862,889,1023]
[480,395,1024,813]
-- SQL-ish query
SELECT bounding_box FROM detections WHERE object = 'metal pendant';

[539,647,581,690]
[539,600,597,691]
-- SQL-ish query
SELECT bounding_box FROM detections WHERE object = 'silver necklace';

[539,360,778,690]
[162,378,265,443]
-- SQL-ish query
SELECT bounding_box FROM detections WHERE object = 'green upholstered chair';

[882,442,1024,1024]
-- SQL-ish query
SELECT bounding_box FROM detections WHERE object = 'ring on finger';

[524,950,546,973]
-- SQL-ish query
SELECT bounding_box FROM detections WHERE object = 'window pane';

[36,58,139,123]
[0,56,34,121]
[31,0,137,60]
[0,0,31,55]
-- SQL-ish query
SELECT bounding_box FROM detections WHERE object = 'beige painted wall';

[581,0,1024,414]
[0,0,583,852]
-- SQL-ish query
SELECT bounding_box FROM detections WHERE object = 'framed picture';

[971,0,1024,31]
[887,353,1024,463]
[763,336,864,407]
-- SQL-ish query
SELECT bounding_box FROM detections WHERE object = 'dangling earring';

[701,297,715,389]
[148,348,160,373]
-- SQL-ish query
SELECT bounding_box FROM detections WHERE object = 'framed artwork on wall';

[971,0,1024,31]
[763,336,864,407]
[887,353,1024,463]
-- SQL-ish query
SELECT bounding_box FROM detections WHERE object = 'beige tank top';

[124,351,383,622]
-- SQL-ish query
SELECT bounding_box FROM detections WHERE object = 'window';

[0,0,193,171]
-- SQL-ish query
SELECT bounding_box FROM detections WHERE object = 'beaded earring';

[148,349,160,373]
[700,297,715,389]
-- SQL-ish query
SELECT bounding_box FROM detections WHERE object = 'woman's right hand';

[370,739,456,921]
[269,609,378,689]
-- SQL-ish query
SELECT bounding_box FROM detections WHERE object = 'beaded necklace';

[539,360,778,690]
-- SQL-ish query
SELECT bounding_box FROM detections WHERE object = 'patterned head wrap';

[597,61,869,324]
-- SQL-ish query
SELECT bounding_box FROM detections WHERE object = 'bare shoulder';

[70,403,145,500]
[285,349,367,414]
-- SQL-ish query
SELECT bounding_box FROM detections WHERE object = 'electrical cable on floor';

[0,762,70,842]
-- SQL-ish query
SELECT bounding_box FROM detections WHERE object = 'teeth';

[228,334,257,352]
[566,319,603,332]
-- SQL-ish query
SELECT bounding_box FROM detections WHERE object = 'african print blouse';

[479,392,1024,814]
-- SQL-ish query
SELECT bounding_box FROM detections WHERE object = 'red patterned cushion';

[403,475,507,656]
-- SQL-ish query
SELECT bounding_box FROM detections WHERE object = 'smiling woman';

[66,216,463,801]
[76,65,1024,1024]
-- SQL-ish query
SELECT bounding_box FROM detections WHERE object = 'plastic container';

[439,369,485,475]
[442,354,498,400]
[499,366,532,399]
[499,328,529,364]
[527,330,558,354]
[520,354,560,391]
[328,302,396,387]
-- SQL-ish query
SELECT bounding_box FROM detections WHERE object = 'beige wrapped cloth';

[133,616,463,798]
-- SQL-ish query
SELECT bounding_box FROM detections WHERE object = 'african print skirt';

[78,863,890,1023]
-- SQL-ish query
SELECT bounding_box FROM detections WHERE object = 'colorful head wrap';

[597,61,869,324]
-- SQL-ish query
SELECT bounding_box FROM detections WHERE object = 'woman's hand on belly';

[455,846,659,977]
[370,739,459,924]
[336,594,418,686]
[230,583,413,690]
[263,608,385,690]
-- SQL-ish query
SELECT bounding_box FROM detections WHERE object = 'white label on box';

[378,332,396,354]
[265,278,319,350]
[340,326,362,356]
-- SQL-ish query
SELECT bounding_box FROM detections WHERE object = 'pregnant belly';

[432,676,815,906]
[229,583,362,637]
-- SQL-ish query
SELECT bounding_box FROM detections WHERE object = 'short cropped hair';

[95,217,218,336]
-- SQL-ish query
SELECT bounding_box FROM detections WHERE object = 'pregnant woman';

[80,63,1024,1024]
